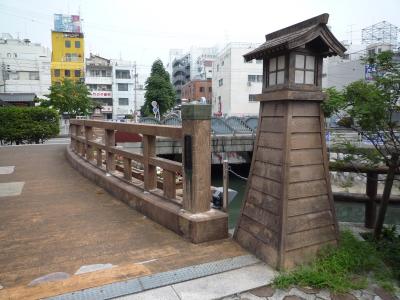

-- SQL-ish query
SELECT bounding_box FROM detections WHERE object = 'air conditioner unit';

[247,81,252,86]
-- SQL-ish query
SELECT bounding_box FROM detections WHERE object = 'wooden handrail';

[69,120,184,206]
[70,119,182,139]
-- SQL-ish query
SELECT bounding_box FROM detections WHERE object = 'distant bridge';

[117,115,364,164]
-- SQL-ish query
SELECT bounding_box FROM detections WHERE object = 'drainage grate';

[47,255,259,300]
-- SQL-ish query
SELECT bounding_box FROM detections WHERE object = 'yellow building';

[50,31,84,84]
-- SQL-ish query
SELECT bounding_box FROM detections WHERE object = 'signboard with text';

[91,91,112,98]
[54,14,81,33]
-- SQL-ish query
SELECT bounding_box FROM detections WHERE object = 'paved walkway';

[0,144,246,299]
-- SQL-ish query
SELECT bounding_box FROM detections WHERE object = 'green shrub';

[0,106,59,145]
[273,231,395,293]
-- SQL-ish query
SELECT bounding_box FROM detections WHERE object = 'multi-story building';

[181,79,212,103]
[85,55,146,119]
[171,53,190,100]
[171,46,217,100]
[0,33,51,98]
[51,31,84,84]
[212,43,261,116]
[85,54,113,119]
[111,59,136,119]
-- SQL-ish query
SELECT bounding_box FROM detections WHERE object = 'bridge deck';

[0,144,246,299]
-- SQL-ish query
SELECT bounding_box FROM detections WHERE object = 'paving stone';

[172,263,275,300]
[289,288,316,300]
[248,285,275,297]
[116,286,179,300]
[331,293,357,300]
[373,287,398,300]
[349,290,363,298]
[360,290,377,300]
[283,296,306,300]
[239,292,266,300]
[74,263,114,275]
[298,287,321,295]
[0,166,15,175]
[28,272,70,286]
[0,181,24,197]
[316,290,331,300]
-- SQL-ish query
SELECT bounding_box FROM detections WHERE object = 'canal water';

[211,164,400,229]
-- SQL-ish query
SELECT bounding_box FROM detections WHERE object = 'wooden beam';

[143,135,157,191]
[149,157,182,173]
[70,119,182,139]
[163,170,176,199]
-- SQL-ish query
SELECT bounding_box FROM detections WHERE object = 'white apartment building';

[0,33,51,98]
[322,42,395,90]
[212,43,261,116]
[85,54,147,119]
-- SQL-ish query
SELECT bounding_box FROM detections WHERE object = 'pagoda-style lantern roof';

[244,13,346,61]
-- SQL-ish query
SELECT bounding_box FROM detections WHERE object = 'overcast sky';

[0,0,399,72]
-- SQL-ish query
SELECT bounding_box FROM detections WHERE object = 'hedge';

[0,106,60,145]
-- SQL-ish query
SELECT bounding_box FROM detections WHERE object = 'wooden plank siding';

[235,100,339,269]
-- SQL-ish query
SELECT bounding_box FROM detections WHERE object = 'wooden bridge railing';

[69,107,212,215]
[70,120,183,202]
[331,162,400,228]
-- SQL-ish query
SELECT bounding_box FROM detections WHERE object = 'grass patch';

[273,230,396,293]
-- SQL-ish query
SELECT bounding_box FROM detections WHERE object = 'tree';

[40,79,93,117]
[142,59,175,117]
[0,107,59,145]
[323,51,400,239]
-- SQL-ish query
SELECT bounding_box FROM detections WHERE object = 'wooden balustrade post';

[181,104,211,213]
[105,129,115,172]
[163,171,176,199]
[69,124,76,151]
[96,148,103,167]
[76,125,84,155]
[123,157,132,181]
[84,126,94,160]
[143,135,157,191]
[365,172,378,228]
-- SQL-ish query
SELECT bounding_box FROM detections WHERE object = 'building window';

[248,75,263,82]
[75,70,81,77]
[118,83,129,91]
[217,64,219,71]
[54,69,60,77]
[209,87,212,92]
[75,41,80,48]
[268,55,285,86]
[116,70,131,79]
[249,94,257,102]
[7,53,11,58]
[14,53,17,58]
[294,54,315,84]
[218,79,223,87]
[256,59,262,64]
[65,40,71,48]
[29,71,39,80]
[65,69,71,77]
[118,98,129,105]
[200,87,205,92]
[221,61,224,66]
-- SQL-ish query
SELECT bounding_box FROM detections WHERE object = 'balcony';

[85,76,113,85]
